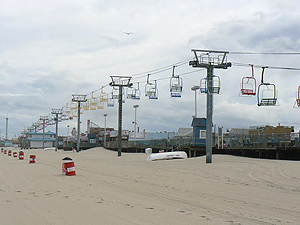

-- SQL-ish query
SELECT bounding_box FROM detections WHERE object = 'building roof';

[191,118,206,127]
[26,131,56,135]
[175,128,193,137]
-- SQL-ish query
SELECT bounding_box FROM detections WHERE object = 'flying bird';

[123,32,133,35]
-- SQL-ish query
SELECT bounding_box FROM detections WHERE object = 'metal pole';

[194,90,197,118]
[206,65,213,163]
[104,114,107,148]
[42,119,45,149]
[118,87,123,157]
[5,117,8,140]
[77,102,81,152]
[55,114,58,151]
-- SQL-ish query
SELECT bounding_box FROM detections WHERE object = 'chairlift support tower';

[72,94,87,152]
[189,49,231,163]
[109,76,133,157]
[51,108,63,152]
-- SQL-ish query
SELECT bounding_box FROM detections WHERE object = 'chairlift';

[257,67,277,106]
[107,97,115,107]
[199,76,220,94]
[241,65,256,96]
[97,100,104,109]
[82,100,90,110]
[170,66,183,97]
[111,87,119,99]
[145,74,158,99]
[294,86,300,108]
[127,83,141,100]
[90,92,97,110]
[99,87,108,102]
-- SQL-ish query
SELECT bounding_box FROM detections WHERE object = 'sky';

[1,0,300,138]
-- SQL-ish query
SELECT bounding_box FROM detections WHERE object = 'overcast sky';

[1,0,300,138]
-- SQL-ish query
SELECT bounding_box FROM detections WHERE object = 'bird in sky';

[123,32,133,35]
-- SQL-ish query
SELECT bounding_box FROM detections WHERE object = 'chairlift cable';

[230,51,300,55]
[232,62,300,71]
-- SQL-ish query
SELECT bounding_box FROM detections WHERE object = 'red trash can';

[29,155,36,164]
[19,151,24,160]
[62,157,76,176]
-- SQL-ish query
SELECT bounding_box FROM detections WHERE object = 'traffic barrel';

[13,152,18,157]
[62,157,76,176]
[8,150,12,156]
[29,155,36,164]
[19,151,24,160]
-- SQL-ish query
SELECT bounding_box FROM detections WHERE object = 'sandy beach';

[0,147,299,225]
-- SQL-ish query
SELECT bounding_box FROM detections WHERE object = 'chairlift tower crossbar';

[72,94,87,152]
[40,116,49,149]
[109,76,132,157]
[189,49,231,163]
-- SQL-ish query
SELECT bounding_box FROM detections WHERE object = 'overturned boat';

[147,151,187,161]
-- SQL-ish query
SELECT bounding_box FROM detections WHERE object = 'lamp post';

[103,114,107,147]
[133,105,139,147]
[191,85,200,118]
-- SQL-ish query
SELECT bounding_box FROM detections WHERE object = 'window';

[200,130,206,139]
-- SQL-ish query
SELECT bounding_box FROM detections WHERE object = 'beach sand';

[0,147,299,225]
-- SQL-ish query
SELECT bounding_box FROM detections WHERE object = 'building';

[249,125,294,147]
[191,118,206,146]
[23,131,56,149]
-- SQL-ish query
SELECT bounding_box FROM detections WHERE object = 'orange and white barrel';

[29,155,36,164]
[19,151,24,160]
[62,157,76,176]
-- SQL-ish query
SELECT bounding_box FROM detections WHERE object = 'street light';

[103,114,107,147]
[133,105,139,144]
[191,85,200,118]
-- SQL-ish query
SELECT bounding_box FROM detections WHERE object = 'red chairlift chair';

[241,65,256,96]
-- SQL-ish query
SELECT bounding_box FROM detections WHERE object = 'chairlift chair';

[257,67,277,106]
[170,66,183,98]
[127,83,141,100]
[90,93,97,110]
[82,100,90,110]
[97,100,104,109]
[200,77,207,93]
[241,65,256,96]
[107,97,115,107]
[199,75,220,94]
[145,74,158,99]
[294,86,300,108]
[100,87,108,102]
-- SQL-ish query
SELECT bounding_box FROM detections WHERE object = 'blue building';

[191,118,206,146]
[24,131,56,149]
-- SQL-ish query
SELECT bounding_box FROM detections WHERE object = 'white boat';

[147,151,187,161]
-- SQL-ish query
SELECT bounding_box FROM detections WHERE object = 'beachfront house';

[191,118,206,146]
[24,131,56,149]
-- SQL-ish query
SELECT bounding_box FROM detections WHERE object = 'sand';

[0,147,300,225]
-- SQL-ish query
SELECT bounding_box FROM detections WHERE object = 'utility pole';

[51,108,63,152]
[189,49,231,163]
[109,76,132,157]
[72,94,87,152]
[40,116,48,149]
